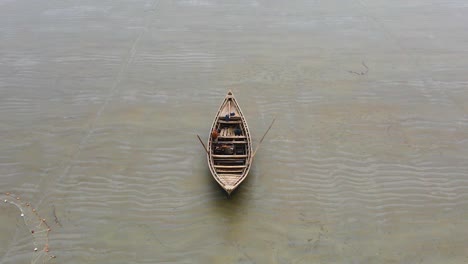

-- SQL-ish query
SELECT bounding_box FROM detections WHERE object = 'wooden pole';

[197,135,209,154]
[252,117,276,158]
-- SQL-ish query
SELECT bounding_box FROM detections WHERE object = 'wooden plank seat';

[214,161,245,165]
[216,140,247,144]
[214,159,244,163]
[214,162,245,166]
[216,169,245,173]
[218,120,242,124]
[213,165,247,169]
[212,154,248,158]
[218,136,246,139]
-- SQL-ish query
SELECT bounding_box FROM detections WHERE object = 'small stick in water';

[51,205,62,227]
[348,61,369,75]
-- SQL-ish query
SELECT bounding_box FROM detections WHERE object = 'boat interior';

[211,100,249,178]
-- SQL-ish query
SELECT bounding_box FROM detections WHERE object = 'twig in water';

[51,205,62,227]
[348,61,369,75]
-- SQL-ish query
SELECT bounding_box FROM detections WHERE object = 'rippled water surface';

[1,0,468,263]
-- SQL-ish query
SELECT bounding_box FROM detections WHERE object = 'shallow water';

[1,0,468,263]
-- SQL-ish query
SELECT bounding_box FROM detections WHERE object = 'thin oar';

[197,135,209,154]
[252,117,276,158]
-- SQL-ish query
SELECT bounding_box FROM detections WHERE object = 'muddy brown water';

[1,0,468,263]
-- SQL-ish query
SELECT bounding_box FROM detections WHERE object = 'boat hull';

[207,91,252,195]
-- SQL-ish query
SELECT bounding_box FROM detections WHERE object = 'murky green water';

[1,0,468,263]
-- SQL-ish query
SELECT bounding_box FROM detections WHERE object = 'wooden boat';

[207,90,252,195]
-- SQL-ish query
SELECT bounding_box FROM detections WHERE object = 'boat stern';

[225,186,234,196]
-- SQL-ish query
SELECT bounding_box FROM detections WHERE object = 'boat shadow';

[205,167,255,217]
